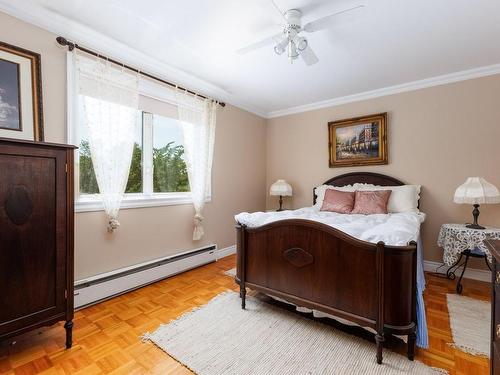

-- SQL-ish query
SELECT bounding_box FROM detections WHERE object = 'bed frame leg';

[407,331,416,360]
[375,333,384,364]
[240,285,246,309]
[237,223,247,310]
[375,241,385,365]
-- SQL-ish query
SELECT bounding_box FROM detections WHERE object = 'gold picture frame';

[0,41,44,141]
[328,113,387,168]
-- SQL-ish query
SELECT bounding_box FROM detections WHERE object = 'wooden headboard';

[313,172,406,205]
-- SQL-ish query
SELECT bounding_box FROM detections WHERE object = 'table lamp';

[454,177,500,229]
[270,179,292,211]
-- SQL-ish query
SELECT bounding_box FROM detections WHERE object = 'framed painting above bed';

[328,112,387,168]
[0,41,43,141]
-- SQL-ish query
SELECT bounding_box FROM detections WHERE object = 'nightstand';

[437,223,500,294]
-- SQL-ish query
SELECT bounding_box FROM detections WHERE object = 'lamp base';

[466,204,485,230]
[465,223,485,230]
[276,195,284,212]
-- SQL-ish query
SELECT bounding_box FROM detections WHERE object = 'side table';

[437,223,500,294]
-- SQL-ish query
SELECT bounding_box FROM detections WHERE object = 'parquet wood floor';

[0,255,491,374]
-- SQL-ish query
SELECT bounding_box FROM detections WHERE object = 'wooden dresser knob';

[496,271,500,284]
[496,324,500,338]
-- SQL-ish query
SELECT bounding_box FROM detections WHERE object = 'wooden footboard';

[235,219,417,364]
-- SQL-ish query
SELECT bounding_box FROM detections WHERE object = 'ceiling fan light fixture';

[296,37,308,52]
[274,38,288,55]
[237,3,363,65]
[274,44,285,55]
[287,40,299,62]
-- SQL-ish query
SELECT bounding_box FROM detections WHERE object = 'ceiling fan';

[237,2,364,66]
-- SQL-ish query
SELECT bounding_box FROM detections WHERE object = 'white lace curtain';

[176,90,217,240]
[75,51,139,232]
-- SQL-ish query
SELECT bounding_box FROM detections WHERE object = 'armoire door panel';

[0,153,61,327]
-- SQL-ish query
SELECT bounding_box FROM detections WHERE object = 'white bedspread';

[235,207,425,246]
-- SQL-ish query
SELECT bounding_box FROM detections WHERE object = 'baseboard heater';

[74,244,217,309]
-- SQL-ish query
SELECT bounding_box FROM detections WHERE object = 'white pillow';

[355,184,421,213]
[314,183,421,213]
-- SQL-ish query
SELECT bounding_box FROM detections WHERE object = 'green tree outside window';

[79,139,189,195]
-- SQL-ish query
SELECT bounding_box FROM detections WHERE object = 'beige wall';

[0,12,267,280]
[266,75,500,268]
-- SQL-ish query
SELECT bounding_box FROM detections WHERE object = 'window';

[76,96,192,211]
[152,114,189,193]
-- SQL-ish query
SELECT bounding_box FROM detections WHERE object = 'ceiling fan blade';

[269,0,287,22]
[300,45,319,66]
[303,5,364,33]
[236,33,283,55]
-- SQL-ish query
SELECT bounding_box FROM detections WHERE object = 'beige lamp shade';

[270,179,292,196]
[454,177,500,204]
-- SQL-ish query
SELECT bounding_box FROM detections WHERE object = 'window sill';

[75,193,204,213]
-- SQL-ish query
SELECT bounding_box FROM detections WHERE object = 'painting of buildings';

[328,113,387,167]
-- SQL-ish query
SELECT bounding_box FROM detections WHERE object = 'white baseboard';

[74,244,218,309]
[216,245,236,259]
[423,260,491,282]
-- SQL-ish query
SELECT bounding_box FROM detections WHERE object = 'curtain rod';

[56,36,225,107]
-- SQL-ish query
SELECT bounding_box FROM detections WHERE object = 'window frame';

[67,57,206,213]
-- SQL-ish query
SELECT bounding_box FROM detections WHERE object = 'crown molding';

[0,0,268,118]
[267,63,500,118]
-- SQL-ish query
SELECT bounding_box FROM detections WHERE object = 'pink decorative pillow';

[351,190,392,215]
[320,189,355,214]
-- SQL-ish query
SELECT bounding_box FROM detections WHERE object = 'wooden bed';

[235,172,418,364]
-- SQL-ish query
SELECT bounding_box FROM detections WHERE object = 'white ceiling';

[3,0,500,117]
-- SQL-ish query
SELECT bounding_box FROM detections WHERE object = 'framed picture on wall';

[328,112,387,167]
[0,41,43,141]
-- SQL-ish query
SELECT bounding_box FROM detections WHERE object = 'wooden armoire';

[0,138,75,348]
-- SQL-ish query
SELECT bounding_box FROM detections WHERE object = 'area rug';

[223,267,236,277]
[143,292,444,374]
[446,293,490,357]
